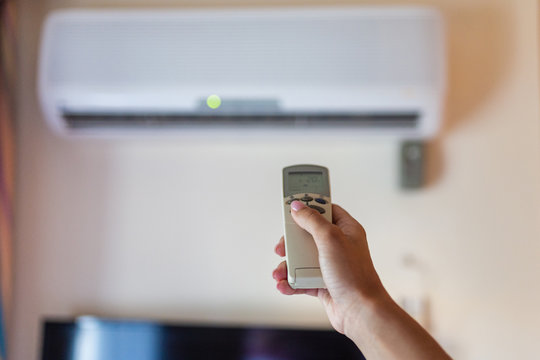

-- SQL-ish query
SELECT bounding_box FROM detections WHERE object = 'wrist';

[342,283,392,341]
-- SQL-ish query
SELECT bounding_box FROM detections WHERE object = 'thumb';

[290,200,337,245]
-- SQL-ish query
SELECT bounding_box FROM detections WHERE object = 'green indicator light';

[206,94,221,109]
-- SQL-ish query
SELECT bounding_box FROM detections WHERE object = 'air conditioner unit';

[38,7,445,138]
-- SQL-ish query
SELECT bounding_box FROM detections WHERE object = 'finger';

[332,203,354,225]
[276,279,297,295]
[276,280,319,297]
[272,261,288,281]
[303,288,320,297]
[317,289,333,308]
[274,236,285,257]
[290,201,336,243]
[332,204,366,236]
[273,261,319,297]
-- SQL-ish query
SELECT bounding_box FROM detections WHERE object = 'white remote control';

[282,165,332,289]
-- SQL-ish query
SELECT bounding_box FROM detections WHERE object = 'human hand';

[274,201,452,359]
[272,201,385,335]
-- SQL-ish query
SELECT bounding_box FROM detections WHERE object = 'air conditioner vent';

[63,112,419,129]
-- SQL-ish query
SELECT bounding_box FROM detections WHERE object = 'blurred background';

[2,0,540,359]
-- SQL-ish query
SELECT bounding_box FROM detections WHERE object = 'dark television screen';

[42,318,365,360]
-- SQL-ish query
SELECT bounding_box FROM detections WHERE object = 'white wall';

[12,0,540,359]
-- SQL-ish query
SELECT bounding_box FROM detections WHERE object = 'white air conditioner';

[38,7,446,138]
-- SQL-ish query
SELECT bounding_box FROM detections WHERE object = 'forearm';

[345,291,451,360]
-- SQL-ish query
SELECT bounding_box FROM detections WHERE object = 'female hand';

[272,201,384,335]
[273,201,452,359]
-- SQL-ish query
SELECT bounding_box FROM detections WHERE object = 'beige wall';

[13,0,540,359]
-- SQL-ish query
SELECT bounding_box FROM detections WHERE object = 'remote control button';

[315,198,327,204]
[286,198,299,205]
[309,205,326,214]
[301,196,313,202]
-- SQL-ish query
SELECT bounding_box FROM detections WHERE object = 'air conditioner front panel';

[38,7,445,137]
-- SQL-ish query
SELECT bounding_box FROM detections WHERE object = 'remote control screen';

[289,172,324,194]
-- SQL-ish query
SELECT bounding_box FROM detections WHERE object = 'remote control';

[282,165,332,289]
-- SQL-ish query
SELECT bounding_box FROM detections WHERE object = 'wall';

[12,0,540,359]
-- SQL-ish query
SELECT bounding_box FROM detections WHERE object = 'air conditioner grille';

[62,112,419,129]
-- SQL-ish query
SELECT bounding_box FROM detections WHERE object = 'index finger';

[332,203,365,236]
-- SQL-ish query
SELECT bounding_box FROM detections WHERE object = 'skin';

[273,201,452,360]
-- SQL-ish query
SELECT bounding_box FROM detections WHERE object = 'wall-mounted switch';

[400,141,425,189]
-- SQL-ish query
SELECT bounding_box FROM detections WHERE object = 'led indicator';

[206,94,221,109]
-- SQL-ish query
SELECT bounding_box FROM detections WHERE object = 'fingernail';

[291,200,306,212]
